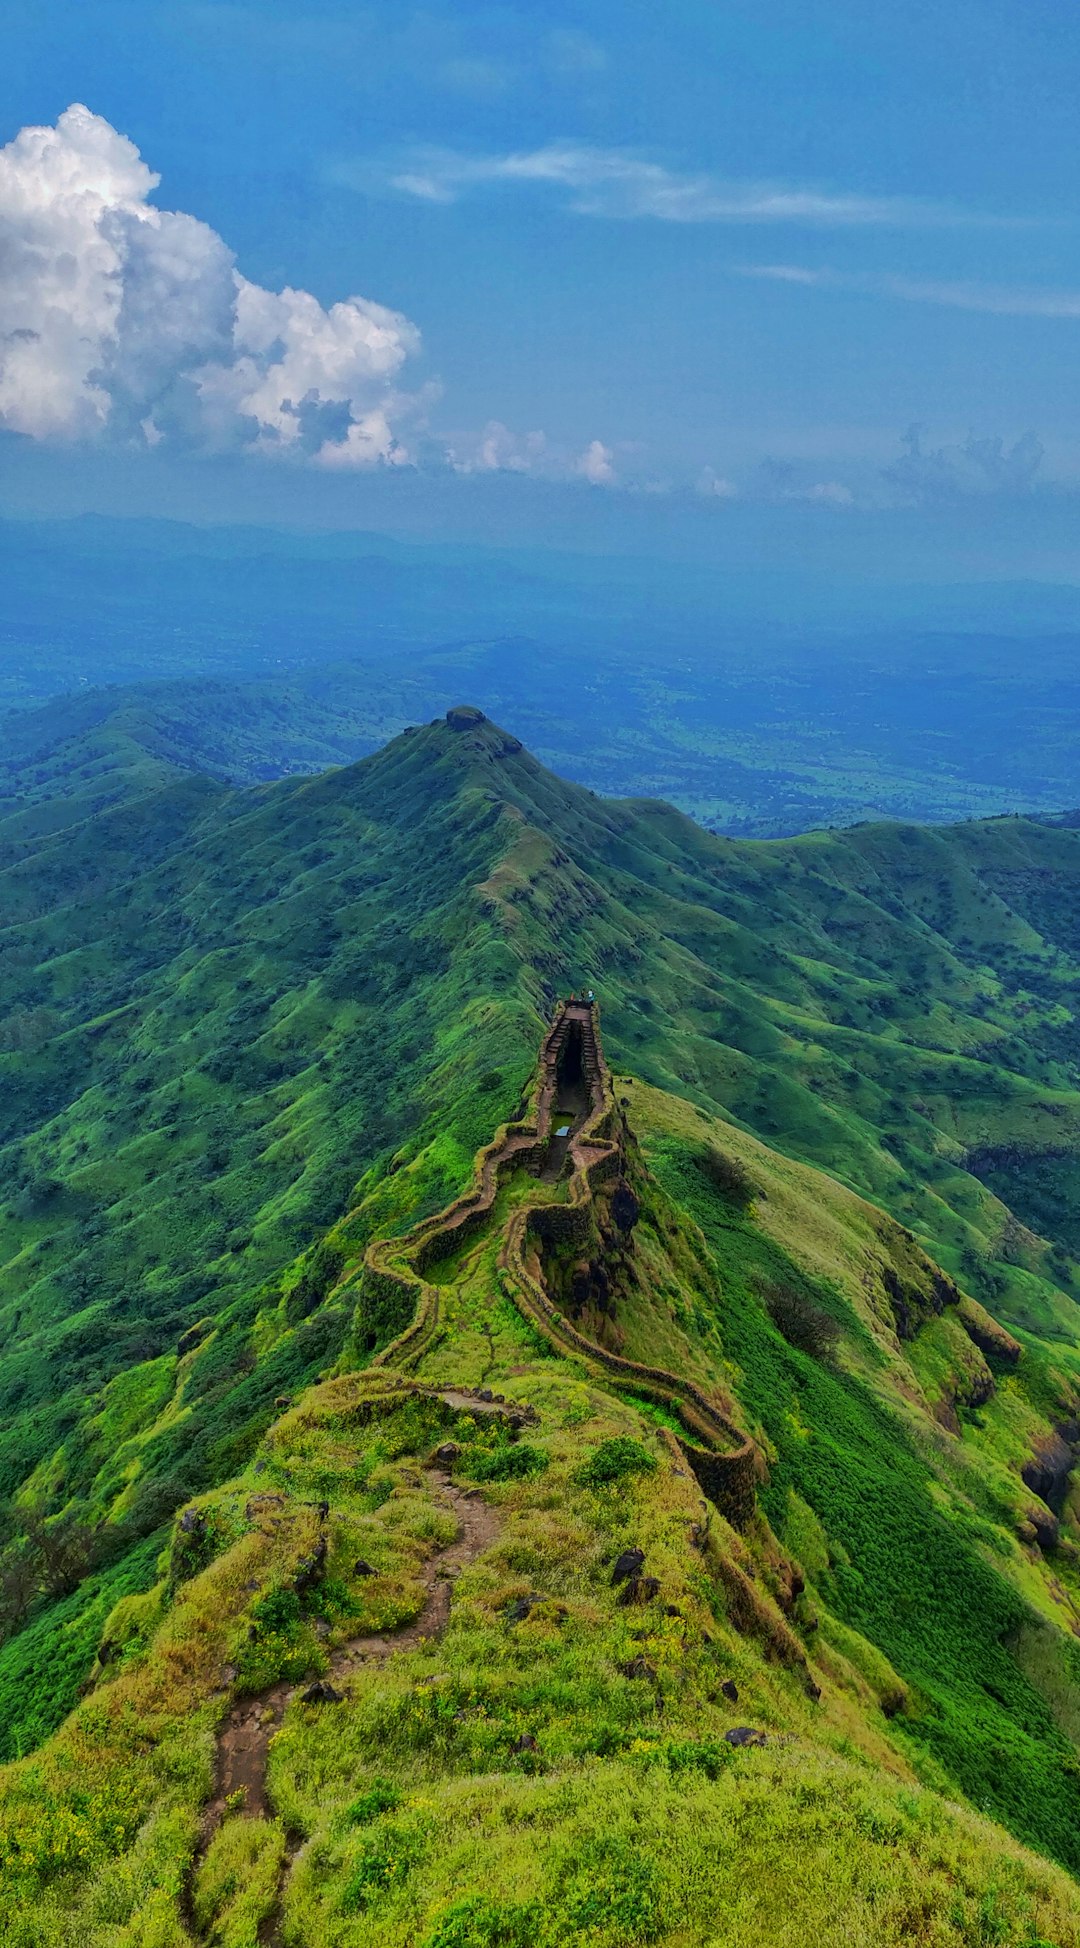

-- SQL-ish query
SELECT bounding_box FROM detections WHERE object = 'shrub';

[633,1736,734,1780]
[168,1504,229,1587]
[424,1895,538,1948]
[762,1281,841,1363]
[250,1585,301,1637]
[575,1437,657,1489]
[696,1145,755,1208]
[285,1242,345,1327]
[346,1777,402,1825]
[457,1443,548,1484]
[341,1818,425,1912]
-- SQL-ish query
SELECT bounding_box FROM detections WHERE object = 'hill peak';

[444,703,487,731]
[442,702,523,755]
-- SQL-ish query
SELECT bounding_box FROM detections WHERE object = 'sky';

[2,0,1079,578]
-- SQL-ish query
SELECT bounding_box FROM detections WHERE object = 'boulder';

[301,1680,343,1705]
[619,1654,658,1682]
[294,1537,327,1594]
[616,1574,661,1607]
[1024,1502,1061,1552]
[724,1725,767,1748]
[446,705,486,731]
[506,1593,545,1623]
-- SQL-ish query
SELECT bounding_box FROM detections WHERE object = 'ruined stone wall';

[357,998,760,1528]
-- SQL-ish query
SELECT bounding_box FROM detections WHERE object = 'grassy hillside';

[4,1005,1080,1945]
[5,706,1080,1939]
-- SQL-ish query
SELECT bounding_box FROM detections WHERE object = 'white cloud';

[739,261,1080,317]
[0,104,422,465]
[447,419,550,474]
[447,421,618,486]
[574,437,617,485]
[359,142,996,228]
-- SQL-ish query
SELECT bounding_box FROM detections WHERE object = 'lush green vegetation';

[3,705,1080,1940]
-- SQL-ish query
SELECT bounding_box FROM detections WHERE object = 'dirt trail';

[190,1471,498,1940]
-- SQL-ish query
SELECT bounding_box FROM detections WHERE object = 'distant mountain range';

[6,515,1080,835]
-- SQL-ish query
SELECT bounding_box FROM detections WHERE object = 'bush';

[285,1242,345,1328]
[250,1585,301,1637]
[575,1437,657,1489]
[342,1818,425,1912]
[457,1443,548,1484]
[696,1145,755,1208]
[762,1281,842,1363]
[346,1777,402,1825]
[425,1895,537,1948]
[633,1737,734,1781]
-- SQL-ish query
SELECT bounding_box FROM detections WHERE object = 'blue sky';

[2,0,1079,575]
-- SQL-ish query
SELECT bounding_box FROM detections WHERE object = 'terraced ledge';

[354,1001,760,1526]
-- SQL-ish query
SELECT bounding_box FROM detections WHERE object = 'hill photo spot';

[5,16,1080,1946]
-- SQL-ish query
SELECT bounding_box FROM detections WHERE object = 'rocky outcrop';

[880,1261,961,1341]
[1019,1503,1061,1552]
[1022,1420,1080,1515]
[957,1296,1022,1367]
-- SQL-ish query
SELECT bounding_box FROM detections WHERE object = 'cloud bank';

[884,426,1044,502]
[0,104,422,465]
[446,420,619,485]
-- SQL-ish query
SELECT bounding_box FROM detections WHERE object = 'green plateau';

[6,702,1080,1943]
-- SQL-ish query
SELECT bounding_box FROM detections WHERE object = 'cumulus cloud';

[349,142,996,228]
[0,104,422,465]
[574,437,616,484]
[446,421,618,486]
[884,425,1044,502]
[446,419,551,475]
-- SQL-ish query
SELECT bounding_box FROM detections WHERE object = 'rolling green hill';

[5,705,1080,1944]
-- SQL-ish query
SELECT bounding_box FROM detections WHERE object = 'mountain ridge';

[5,707,1080,1941]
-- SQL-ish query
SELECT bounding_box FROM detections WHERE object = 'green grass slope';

[3,707,1080,1936]
[5,1044,1080,1946]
